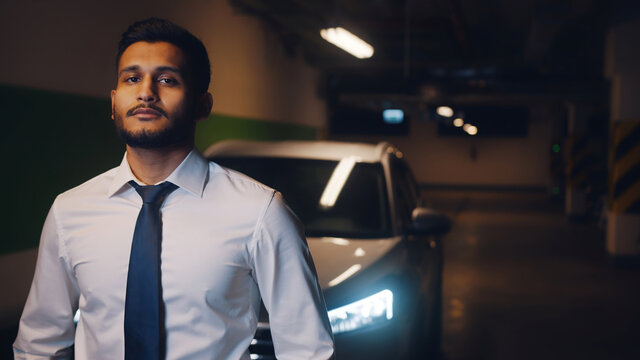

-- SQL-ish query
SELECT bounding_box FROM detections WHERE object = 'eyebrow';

[118,65,183,76]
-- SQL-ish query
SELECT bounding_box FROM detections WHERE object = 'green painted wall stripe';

[0,84,318,255]
[1,84,122,255]
[195,113,317,151]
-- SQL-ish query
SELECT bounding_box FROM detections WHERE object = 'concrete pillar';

[564,103,589,219]
[604,19,640,259]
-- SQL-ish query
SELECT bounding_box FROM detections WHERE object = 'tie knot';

[129,181,178,206]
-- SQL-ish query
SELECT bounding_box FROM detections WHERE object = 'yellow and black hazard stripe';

[610,120,640,214]
[566,135,602,190]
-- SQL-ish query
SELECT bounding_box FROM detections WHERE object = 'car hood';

[307,236,402,290]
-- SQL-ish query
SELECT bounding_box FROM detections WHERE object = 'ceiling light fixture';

[320,27,374,59]
[453,118,464,127]
[436,106,454,117]
[466,125,478,135]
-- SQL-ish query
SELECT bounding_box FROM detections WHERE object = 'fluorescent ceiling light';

[328,264,362,287]
[320,27,374,59]
[319,156,360,208]
[437,106,454,117]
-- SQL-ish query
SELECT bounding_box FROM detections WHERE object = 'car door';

[390,156,443,352]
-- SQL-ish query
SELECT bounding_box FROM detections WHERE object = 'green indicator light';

[552,144,560,153]
[552,186,560,195]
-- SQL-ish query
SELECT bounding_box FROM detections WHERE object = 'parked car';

[204,140,450,359]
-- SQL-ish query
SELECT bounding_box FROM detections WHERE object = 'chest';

[63,199,256,306]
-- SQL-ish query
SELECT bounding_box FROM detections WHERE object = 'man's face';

[111,41,196,149]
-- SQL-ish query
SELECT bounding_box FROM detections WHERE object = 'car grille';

[249,322,276,360]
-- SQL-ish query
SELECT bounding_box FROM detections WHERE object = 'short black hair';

[116,18,211,94]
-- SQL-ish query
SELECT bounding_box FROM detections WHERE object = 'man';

[14,18,334,360]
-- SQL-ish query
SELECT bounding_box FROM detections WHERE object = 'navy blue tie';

[124,181,177,360]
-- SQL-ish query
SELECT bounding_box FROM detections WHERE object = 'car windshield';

[212,156,392,238]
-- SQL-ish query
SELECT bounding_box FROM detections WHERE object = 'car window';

[212,157,392,239]
[391,158,419,227]
[399,160,420,205]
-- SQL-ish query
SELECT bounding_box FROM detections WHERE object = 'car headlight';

[328,289,393,334]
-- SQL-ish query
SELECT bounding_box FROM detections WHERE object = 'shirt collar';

[107,149,209,198]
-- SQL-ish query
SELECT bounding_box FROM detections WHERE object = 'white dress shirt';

[13,150,334,360]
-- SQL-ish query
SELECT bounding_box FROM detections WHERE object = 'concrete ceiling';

[230,0,611,108]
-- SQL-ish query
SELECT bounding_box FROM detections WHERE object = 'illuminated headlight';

[328,289,393,334]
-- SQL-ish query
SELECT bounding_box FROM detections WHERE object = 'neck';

[126,142,193,185]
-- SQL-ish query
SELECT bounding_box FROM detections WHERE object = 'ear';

[196,92,213,122]
[110,89,116,120]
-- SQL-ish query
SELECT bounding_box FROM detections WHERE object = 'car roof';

[203,140,397,163]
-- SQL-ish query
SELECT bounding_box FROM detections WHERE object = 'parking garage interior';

[1,0,639,359]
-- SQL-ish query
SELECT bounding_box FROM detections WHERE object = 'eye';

[158,77,178,85]
[124,76,140,83]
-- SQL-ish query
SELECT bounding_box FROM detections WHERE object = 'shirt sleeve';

[13,201,80,360]
[250,192,335,360]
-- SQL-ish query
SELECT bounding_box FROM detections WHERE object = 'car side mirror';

[410,207,451,235]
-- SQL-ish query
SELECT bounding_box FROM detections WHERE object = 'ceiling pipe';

[404,0,411,79]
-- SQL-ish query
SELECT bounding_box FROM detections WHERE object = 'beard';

[112,104,196,149]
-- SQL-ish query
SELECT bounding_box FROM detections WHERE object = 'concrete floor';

[427,190,640,360]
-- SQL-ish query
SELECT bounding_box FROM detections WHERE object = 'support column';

[564,103,589,220]
[604,19,640,259]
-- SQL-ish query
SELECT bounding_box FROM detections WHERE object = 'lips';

[125,104,169,121]
[132,108,163,117]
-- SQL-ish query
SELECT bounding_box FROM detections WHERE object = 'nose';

[137,76,157,103]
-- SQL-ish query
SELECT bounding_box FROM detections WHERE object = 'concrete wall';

[0,0,326,330]
[0,0,326,128]
[332,105,556,188]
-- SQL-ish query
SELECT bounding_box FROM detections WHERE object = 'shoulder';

[199,160,278,218]
[54,167,119,207]
[207,160,276,200]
